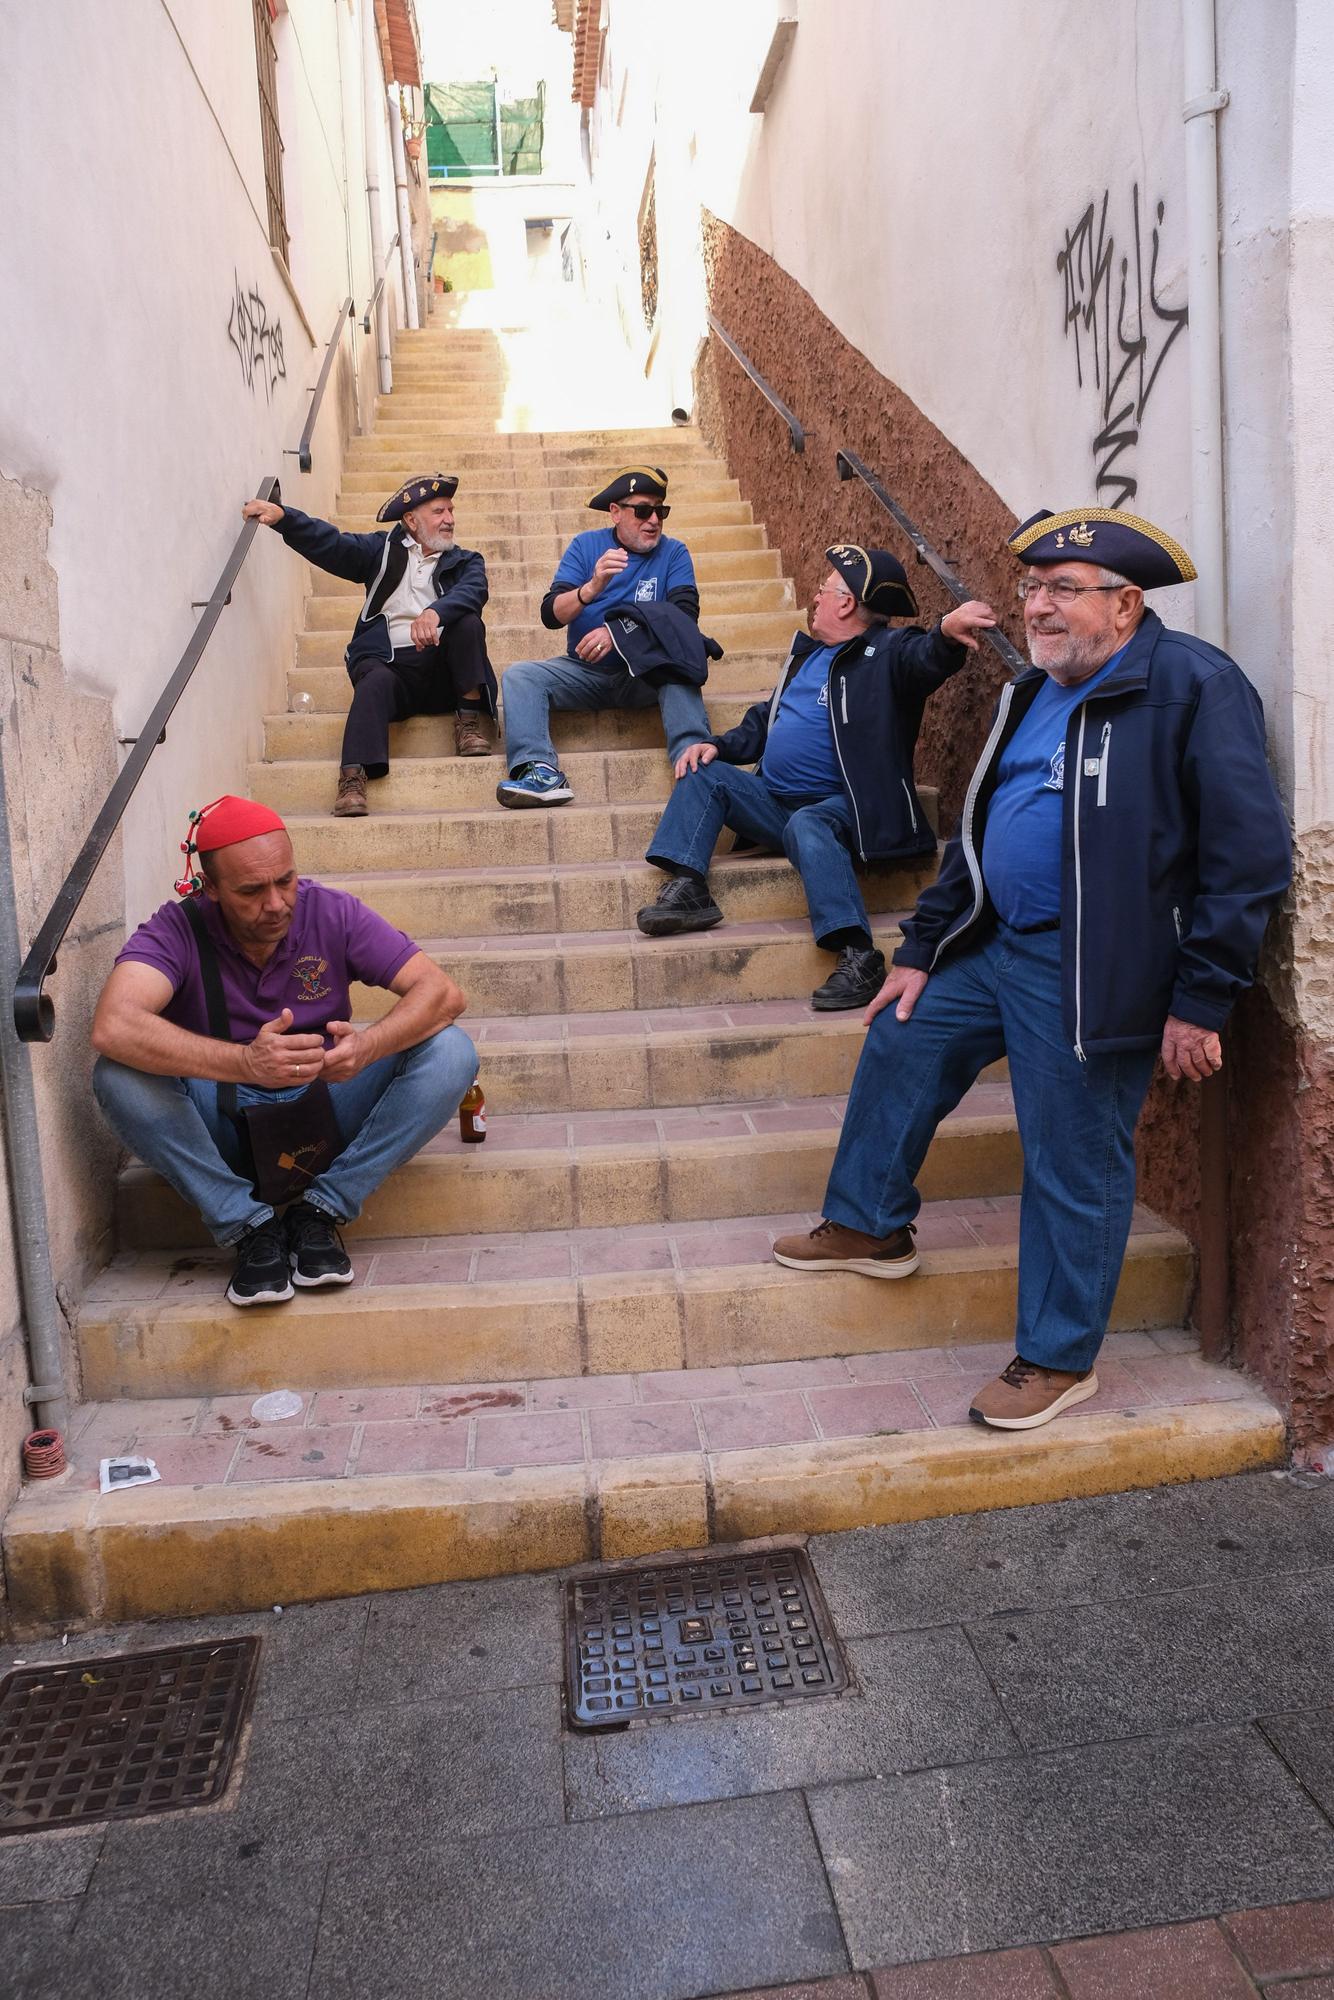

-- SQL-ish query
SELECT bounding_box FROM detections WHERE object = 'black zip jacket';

[275,506,497,714]
[893,609,1292,1054]
[604,601,723,688]
[709,622,968,861]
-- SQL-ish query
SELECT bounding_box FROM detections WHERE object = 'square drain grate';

[0,1637,260,1836]
[564,1546,847,1729]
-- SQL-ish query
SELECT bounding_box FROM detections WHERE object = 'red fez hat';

[175,795,287,896]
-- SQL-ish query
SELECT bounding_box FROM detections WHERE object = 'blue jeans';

[93,1024,477,1246]
[823,926,1157,1372]
[501,654,710,771]
[646,763,870,947]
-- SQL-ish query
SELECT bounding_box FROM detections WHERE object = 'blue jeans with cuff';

[646,762,870,947]
[822,925,1157,1373]
[501,654,709,772]
[93,1024,477,1246]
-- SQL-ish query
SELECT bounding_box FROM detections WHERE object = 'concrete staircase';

[3,320,1284,1631]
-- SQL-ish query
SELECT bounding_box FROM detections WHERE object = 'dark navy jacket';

[894,610,1292,1055]
[709,623,968,862]
[275,506,496,712]
[605,601,723,688]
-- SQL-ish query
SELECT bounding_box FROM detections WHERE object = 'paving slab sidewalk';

[2,1469,1334,1999]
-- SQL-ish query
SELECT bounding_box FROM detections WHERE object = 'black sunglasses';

[622,501,670,521]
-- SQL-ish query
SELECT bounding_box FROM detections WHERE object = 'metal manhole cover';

[0,1637,260,1836]
[563,1546,847,1729]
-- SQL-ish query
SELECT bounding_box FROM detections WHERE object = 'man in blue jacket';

[243,473,497,817]
[774,510,1292,1429]
[635,545,996,1009]
[495,467,710,808]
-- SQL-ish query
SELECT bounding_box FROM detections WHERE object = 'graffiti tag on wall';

[226,272,287,401]
[1056,186,1188,509]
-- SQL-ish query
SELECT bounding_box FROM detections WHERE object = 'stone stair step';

[302,548,786,610]
[333,498,757,533]
[85,1197,1180,1396]
[302,577,795,630]
[264,692,772,758]
[113,1082,1021,1255]
[316,850,935,940]
[311,526,772,572]
[6,1331,1270,1631]
[337,466,738,499]
[290,649,799,698]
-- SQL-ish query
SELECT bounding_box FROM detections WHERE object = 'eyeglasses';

[1017,578,1126,606]
[622,501,669,521]
[813,583,854,601]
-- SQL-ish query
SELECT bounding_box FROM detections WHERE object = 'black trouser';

[341,614,496,776]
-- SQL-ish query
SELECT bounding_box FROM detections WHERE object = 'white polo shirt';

[383,538,443,651]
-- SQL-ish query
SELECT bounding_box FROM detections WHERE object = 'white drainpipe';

[388,87,420,331]
[362,0,392,393]
[1182,0,1229,648]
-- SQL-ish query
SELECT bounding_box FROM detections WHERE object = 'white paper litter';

[99,1455,160,1496]
[251,1390,303,1423]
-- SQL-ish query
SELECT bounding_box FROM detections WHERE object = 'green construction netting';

[425,79,543,177]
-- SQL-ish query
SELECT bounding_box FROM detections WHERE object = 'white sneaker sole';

[772,1250,920,1280]
[290,1265,356,1289]
[970,1371,1100,1429]
[226,1278,294,1307]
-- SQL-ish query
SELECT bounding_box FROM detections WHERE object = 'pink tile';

[370,1247,475,1286]
[588,1402,701,1459]
[1122,1355,1251,1404]
[473,1410,584,1468]
[575,1235,675,1276]
[529,1375,636,1410]
[696,1391,817,1452]
[737,1358,851,1390]
[82,1263,169,1303]
[807,1383,934,1440]
[472,1243,576,1282]
[77,1399,203,1443]
[654,1109,751,1140]
[574,1117,660,1145]
[198,1393,310,1435]
[720,999,809,1024]
[640,1366,744,1401]
[644,1008,733,1032]
[468,1123,570,1153]
[354,1420,469,1476]
[746,1104,842,1133]
[566,1011,643,1037]
[921,1209,1000,1251]
[156,1257,242,1300]
[1149,1327,1201,1354]
[845,1348,963,1383]
[309,1387,419,1424]
[673,1230,774,1269]
[420,1383,525,1418]
[1099,1329,1166,1358]
[137,1436,242,1487]
[232,1426,354,1481]
[910,1375,979,1429]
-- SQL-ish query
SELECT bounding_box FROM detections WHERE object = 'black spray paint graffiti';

[226,272,287,400]
[1056,187,1188,509]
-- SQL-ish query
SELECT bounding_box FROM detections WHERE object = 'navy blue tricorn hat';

[1008,508,1197,589]
[376,473,459,523]
[588,466,669,511]
[825,544,918,620]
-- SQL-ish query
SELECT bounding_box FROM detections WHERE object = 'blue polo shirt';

[551,530,697,656]
[758,644,843,801]
[982,647,1127,929]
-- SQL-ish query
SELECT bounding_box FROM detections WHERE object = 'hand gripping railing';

[363,232,402,335]
[706,312,804,453]
[836,449,1027,677]
[288,296,354,474]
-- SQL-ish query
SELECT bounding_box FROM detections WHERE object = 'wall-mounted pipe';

[361,0,392,393]
[387,88,420,332]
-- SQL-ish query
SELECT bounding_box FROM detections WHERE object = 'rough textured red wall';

[695,213,1202,1270]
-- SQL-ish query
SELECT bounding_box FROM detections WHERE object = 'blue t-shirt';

[981,648,1127,929]
[758,644,843,801]
[551,529,697,656]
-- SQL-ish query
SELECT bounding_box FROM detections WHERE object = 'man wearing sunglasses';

[774,509,1290,1433]
[496,467,710,806]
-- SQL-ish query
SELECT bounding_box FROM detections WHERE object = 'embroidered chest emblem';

[1044,743,1066,792]
[293,955,331,1003]
[634,577,659,602]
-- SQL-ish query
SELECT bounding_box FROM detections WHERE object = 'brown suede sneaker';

[454,712,493,757]
[969,1355,1098,1430]
[332,765,368,817]
[772,1218,918,1279]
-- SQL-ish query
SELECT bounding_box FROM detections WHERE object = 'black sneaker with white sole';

[285,1200,354,1288]
[226,1218,295,1307]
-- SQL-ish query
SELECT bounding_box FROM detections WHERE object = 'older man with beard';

[244,474,498,817]
[773,509,1291,1432]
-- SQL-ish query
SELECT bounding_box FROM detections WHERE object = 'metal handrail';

[288,295,354,473]
[13,476,281,1042]
[836,449,1027,677]
[706,312,804,453]
[427,229,437,309]
[363,232,402,335]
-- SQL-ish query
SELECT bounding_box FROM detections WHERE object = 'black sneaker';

[636,874,724,937]
[811,945,887,1012]
[285,1201,354,1289]
[226,1218,294,1307]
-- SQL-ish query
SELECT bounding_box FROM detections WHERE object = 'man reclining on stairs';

[495,467,712,807]
[242,474,498,818]
[635,545,997,1011]
[773,510,1292,1430]
[90,795,477,1308]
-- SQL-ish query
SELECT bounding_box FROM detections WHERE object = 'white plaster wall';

[0,0,399,932]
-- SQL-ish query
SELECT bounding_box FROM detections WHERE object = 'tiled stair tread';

[464,994,916,1042]
[27,1332,1265,1496]
[86,1194,1172,1304]
[324,849,936,888]
[390,913,911,958]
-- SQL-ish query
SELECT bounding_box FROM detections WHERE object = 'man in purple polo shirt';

[91,795,477,1306]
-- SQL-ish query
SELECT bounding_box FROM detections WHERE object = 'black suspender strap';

[182,897,240,1124]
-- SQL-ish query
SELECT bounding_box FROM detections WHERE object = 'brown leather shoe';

[772,1218,918,1279]
[454,711,493,757]
[332,765,368,817]
[969,1355,1098,1430]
